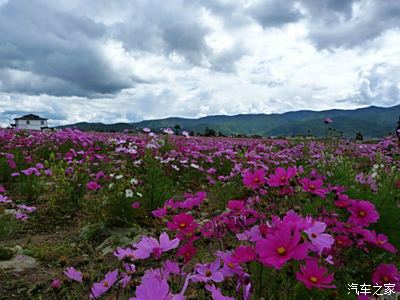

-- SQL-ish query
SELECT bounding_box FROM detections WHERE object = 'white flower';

[163,128,174,135]
[136,192,143,198]
[130,178,138,185]
[116,175,124,180]
[125,189,134,198]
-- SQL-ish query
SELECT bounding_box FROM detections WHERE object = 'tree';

[204,127,216,137]
[174,124,181,135]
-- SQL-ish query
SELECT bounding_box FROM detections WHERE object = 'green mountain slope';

[56,104,400,138]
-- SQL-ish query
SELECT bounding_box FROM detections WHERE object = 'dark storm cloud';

[0,0,138,97]
[302,0,400,49]
[248,0,303,28]
[111,0,246,69]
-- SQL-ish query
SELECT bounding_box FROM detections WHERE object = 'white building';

[12,114,48,130]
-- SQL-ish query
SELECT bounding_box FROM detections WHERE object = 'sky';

[0,0,400,126]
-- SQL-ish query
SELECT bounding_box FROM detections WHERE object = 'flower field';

[0,128,399,299]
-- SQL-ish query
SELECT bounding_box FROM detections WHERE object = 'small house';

[12,114,48,130]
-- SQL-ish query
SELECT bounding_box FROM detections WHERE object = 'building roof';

[14,114,48,121]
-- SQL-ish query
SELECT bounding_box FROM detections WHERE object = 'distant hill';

[57,104,400,138]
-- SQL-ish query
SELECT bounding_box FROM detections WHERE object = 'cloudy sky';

[0,0,399,126]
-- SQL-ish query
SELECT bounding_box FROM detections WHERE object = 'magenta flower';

[304,222,334,254]
[86,181,101,191]
[90,269,118,299]
[243,169,266,189]
[167,213,198,236]
[348,200,379,226]
[64,267,83,282]
[51,279,62,289]
[268,167,297,187]
[296,259,335,289]
[324,117,333,124]
[256,227,308,269]
[134,232,180,259]
[232,246,256,264]
[364,231,396,253]
[131,201,141,209]
[177,242,196,264]
[372,264,400,290]
[299,178,328,198]
[193,258,224,283]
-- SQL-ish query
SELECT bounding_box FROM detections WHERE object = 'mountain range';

[57,104,400,138]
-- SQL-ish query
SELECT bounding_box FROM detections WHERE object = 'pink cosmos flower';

[334,194,351,208]
[177,242,196,264]
[236,225,262,242]
[64,267,83,282]
[22,167,40,176]
[372,264,400,290]
[114,247,136,260]
[363,230,397,253]
[86,181,101,191]
[193,258,224,283]
[205,284,235,300]
[167,213,198,236]
[304,222,334,255]
[227,200,245,212]
[296,259,335,289]
[131,202,141,209]
[243,169,266,190]
[256,227,308,269]
[134,232,180,259]
[335,235,352,247]
[268,167,297,187]
[14,211,28,220]
[0,195,12,203]
[51,279,61,289]
[90,269,118,299]
[131,277,185,300]
[216,250,244,277]
[232,246,256,264]
[0,185,6,193]
[299,178,328,198]
[17,204,36,213]
[348,200,379,226]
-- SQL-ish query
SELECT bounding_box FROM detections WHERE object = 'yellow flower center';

[277,247,286,255]
[382,276,389,283]
[179,223,187,228]
[358,211,366,217]
[310,276,318,283]
[103,281,109,287]
[311,233,318,238]
[205,269,212,277]
[309,185,315,190]
[227,262,235,268]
